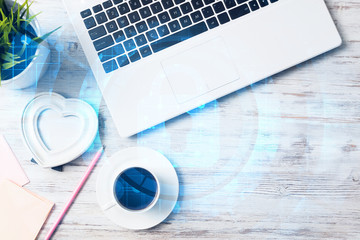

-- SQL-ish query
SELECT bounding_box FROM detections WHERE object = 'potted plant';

[0,0,59,89]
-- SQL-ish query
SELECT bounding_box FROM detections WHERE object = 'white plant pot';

[1,1,50,89]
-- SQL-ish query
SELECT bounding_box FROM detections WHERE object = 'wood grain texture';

[0,0,359,239]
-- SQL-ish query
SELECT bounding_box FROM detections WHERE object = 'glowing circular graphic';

[35,28,342,226]
[113,167,158,211]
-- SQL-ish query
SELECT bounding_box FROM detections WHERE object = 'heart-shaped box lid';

[21,92,98,168]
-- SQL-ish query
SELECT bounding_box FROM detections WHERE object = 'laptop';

[62,0,341,137]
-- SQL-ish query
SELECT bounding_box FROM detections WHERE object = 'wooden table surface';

[0,0,359,239]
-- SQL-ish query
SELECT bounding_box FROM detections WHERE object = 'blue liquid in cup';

[113,167,158,211]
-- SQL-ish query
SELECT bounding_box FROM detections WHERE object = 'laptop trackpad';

[161,37,240,103]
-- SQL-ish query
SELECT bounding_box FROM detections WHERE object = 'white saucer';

[96,147,179,230]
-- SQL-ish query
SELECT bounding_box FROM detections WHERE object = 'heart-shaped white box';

[21,92,98,168]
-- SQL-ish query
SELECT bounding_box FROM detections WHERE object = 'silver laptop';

[62,0,341,137]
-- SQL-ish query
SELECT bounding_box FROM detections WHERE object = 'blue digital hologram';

[1,24,38,81]
[26,21,328,223]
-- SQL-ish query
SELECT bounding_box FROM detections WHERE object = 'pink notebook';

[0,179,54,240]
[0,135,29,186]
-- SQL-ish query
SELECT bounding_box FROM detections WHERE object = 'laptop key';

[158,12,171,24]
[218,12,230,24]
[190,11,203,23]
[229,4,250,20]
[146,29,159,42]
[224,0,236,9]
[81,9,92,18]
[150,2,163,14]
[117,16,130,28]
[179,15,192,28]
[118,3,130,14]
[202,6,214,18]
[141,0,153,5]
[204,0,215,4]
[95,12,108,24]
[84,17,96,29]
[124,39,137,51]
[270,0,278,2]
[258,0,269,7]
[124,26,137,38]
[135,34,148,46]
[93,5,103,13]
[191,0,204,10]
[213,2,225,13]
[206,17,219,29]
[129,11,141,23]
[129,0,142,10]
[147,16,160,28]
[136,21,149,33]
[249,0,260,11]
[140,45,152,57]
[113,0,123,4]
[106,21,119,33]
[237,0,247,4]
[88,25,107,40]
[139,6,152,18]
[162,0,174,9]
[157,25,170,37]
[169,20,181,32]
[175,0,185,4]
[169,7,181,19]
[151,22,208,53]
[180,2,192,14]
[128,50,141,62]
[117,55,130,67]
[113,30,126,42]
[103,0,113,9]
[107,7,119,19]
[102,59,118,73]
[94,35,115,51]
[98,44,125,62]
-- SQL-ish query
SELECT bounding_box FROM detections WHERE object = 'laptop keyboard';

[81,0,279,74]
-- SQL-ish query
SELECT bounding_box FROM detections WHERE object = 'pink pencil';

[44,147,104,240]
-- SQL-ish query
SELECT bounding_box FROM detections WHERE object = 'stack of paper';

[0,180,54,240]
[0,135,54,240]
[0,135,29,186]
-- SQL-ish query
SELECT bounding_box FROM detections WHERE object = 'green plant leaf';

[32,26,61,44]
[2,59,23,69]
[20,0,33,19]
[0,0,60,84]
[3,54,36,69]
[0,0,9,18]
[1,52,21,62]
